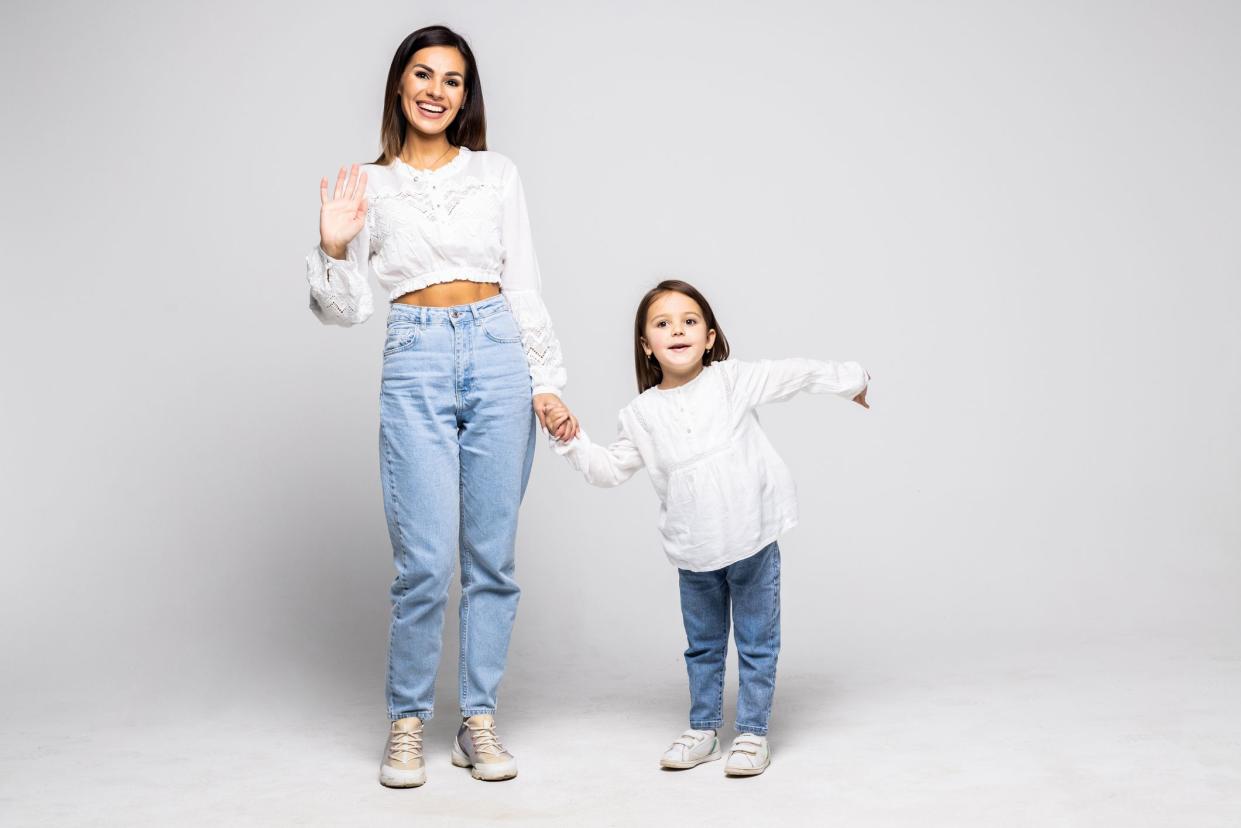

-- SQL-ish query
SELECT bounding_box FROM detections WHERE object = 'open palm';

[319,164,369,257]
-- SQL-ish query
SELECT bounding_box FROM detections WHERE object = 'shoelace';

[388,728,423,762]
[468,722,506,756]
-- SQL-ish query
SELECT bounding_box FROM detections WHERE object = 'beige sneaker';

[451,714,518,781]
[379,716,426,787]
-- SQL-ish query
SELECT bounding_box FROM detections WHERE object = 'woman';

[305,25,578,787]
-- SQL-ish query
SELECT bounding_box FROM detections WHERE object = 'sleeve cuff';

[848,363,869,398]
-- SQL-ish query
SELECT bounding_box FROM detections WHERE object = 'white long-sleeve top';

[553,358,868,571]
[304,147,567,397]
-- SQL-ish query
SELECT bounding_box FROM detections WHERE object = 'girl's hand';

[533,394,579,442]
[319,164,368,259]
[853,372,871,408]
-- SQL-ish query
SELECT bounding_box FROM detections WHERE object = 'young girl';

[546,280,869,777]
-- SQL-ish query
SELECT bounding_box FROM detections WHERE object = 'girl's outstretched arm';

[551,409,645,488]
[724,358,870,409]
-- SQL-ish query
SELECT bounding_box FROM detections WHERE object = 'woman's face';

[642,291,716,373]
[399,46,467,137]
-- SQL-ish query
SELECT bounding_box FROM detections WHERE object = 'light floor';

[2,643,1239,827]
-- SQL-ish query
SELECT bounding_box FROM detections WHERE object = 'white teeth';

[418,103,445,113]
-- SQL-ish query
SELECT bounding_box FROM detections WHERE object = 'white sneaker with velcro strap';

[659,728,721,769]
[724,733,770,776]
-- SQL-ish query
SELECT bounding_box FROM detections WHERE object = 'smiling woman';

[302,24,579,789]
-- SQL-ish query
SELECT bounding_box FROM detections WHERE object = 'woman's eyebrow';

[412,63,464,78]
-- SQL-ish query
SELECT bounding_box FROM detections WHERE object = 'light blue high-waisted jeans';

[378,293,536,721]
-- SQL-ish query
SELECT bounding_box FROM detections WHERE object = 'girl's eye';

[656,321,667,328]
[447,79,460,87]
[415,71,429,79]
[686,318,697,325]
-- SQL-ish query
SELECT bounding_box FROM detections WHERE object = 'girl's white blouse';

[553,358,868,571]
[305,147,567,397]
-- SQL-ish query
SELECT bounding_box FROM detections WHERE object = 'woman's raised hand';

[319,164,369,259]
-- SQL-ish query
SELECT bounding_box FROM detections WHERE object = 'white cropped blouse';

[305,147,567,397]
[553,358,869,572]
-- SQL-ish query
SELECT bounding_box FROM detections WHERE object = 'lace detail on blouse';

[371,178,496,236]
[506,289,568,396]
[306,245,374,326]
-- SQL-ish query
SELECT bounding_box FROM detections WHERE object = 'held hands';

[533,394,579,443]
[319,164,369,259]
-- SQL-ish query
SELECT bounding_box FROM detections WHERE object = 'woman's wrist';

[320,240,347,260]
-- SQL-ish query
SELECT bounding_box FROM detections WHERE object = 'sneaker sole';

[452,742,518,781]
[660,749,722,770]
[379,765,427,787]
[724,758,770,777]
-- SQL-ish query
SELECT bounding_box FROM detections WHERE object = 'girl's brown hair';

[633,280,730,393]
[373,25,487,165]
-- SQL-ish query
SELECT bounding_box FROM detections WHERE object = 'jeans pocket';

[482,311,523,344]
[383,323,421,356]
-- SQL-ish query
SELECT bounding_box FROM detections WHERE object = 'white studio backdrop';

[0,0,1237,723]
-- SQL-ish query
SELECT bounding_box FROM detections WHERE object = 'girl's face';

[642,291,717,375]
[399,46,467,137]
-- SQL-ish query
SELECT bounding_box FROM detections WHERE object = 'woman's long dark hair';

[633,280,730,393]
[373,25,487,164]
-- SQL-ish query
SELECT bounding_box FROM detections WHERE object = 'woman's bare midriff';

[393,280,500,308]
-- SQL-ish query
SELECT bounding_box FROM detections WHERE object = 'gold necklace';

[402,144,455,171]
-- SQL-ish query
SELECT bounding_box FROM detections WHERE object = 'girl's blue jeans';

[677,541,782,735]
